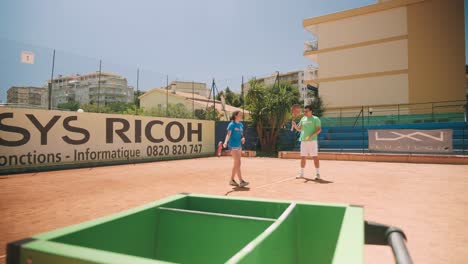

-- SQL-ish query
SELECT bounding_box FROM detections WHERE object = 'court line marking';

[254,176,297,190]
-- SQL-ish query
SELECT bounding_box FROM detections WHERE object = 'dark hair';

[304,105,313,112]
[230,111,241,121]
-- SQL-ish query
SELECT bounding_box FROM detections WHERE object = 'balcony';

[89,89,128,96]
[304,40,318,52]
[304,40,319,64]
[304,24,318,35]
[304,66,319,86]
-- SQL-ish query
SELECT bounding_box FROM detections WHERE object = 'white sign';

[21,51,35,64]
[368,129,453,153]
[0,108,215,174]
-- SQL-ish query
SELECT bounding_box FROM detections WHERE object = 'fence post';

[97,60,102,113]
[397,104,400,124]
[463,126,465,156]
[166,75,169,117]
[339,108,342,126]
[431,103,434,122]
[361,106,365,153]
[464,103,467,122]
[368,106,370,126]
[192,81,195,119]
[48,49,56,110]
[136,68,139,115]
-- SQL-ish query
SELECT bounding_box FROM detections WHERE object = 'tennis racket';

[290,104,301,131]
[217,141,223,157]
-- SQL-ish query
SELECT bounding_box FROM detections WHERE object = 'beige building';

[243,70,311,100]
[7,86,47,107]
[167,81,209,97]
[303,0,466,109]
[139,88,249,120]
[48,72,134,107]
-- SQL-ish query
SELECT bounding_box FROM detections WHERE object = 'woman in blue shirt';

[223,111,249,187]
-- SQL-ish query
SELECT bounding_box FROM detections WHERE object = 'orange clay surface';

[1,157,467,264]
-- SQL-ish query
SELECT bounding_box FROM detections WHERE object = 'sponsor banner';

[0,108,215,173]
[368,129,452,153]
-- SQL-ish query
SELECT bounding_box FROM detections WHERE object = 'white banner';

[368,129,453,153]
[0,108,215,174]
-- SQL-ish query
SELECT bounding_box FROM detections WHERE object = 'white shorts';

[300,141,318,157]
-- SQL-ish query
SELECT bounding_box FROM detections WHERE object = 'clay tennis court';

[1,157,467,264]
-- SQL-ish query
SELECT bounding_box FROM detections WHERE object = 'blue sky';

[0,0,466,102]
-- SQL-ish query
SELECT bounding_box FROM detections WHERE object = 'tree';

[246,80,300,152]
[58,101,80,111]
[107,102,134,113]
[217,87,244,108]
[81,103,109,113]
[143,103,192,119]
[309,95,325,117]
[122,104,141,116]
[194,107,221,121]
[216,91,225,101]
[224,87,235,105]
[134,90,144,108]
[232,97,241,108]
[301,87,325,117]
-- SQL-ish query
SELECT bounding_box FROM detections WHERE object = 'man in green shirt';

[292,105,322,179]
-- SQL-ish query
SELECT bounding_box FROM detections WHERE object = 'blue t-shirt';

[227,121,243,148]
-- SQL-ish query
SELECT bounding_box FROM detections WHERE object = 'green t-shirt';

[299,115,321,141]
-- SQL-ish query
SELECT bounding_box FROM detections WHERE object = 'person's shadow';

[224,187,250,196]
[302,178,334,184]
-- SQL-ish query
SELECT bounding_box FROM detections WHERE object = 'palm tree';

[246,80,300,151]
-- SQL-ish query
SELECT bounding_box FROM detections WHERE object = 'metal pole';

[463,126,465,156]
[48,49,55,110]
[241,75,245,122]
[339,108,342,126]
[136,68,139,115]
[361,106,365,153]
[368,106,370,126]
[398,104,400,124]
[192,81,195,118]
[387,232,413,264]
[464,103,467,122]
[212,79,216,121]
[166,75,169,117]
[431,102,434,122]
[97,60,102,112]
[364,221,413,264]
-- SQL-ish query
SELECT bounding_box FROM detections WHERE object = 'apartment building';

[7,86,46,107]
[139,87,249,120]
[243,70,312,101]
[48,72,134,107]
[303,0,465,109]
[167,81,209,97]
